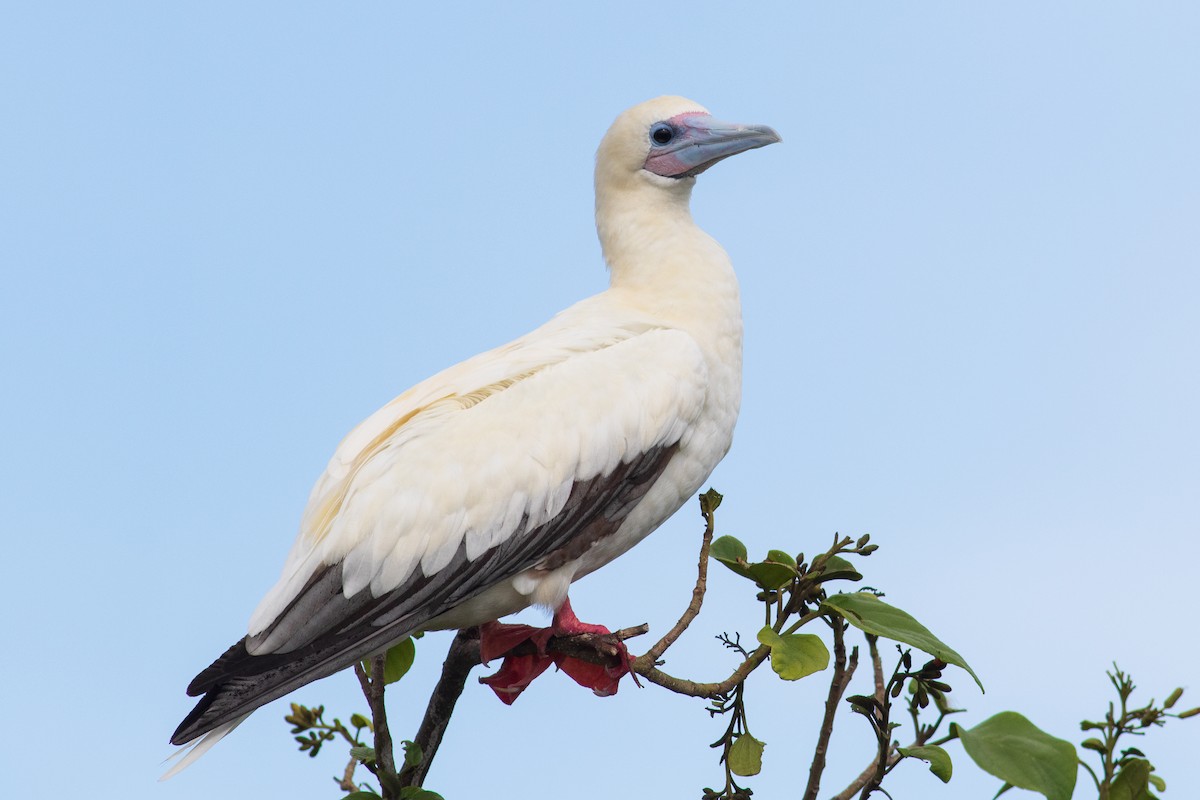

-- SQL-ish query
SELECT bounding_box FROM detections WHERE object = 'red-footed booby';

[168,95,779,775]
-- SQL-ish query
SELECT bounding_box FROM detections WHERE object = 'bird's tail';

[170,619,416,750]
[160,714,249,780]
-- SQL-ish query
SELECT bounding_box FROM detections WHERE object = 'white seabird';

[169,95,780,774]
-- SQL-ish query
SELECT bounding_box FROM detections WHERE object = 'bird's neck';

[595,180,742,370]
[596,181,736,296]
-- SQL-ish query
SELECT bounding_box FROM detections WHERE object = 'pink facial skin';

[643,112,781,179]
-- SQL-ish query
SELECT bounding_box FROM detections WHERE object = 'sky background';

[2,3,1197,798]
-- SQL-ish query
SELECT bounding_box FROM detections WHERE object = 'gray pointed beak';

[643,113,781,179]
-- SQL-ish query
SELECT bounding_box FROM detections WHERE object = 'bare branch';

[804,621,859,800]
[338,755,359,793]
[868,635,885,704]
[355,657,398,799]
[831,754,897,800]
[634,645,770,698]
[640,497,718,663]
[399,628,481,788]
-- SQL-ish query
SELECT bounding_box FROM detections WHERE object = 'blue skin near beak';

[643,113,781,179]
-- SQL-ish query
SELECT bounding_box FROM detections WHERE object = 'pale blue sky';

[2,3,1197,798]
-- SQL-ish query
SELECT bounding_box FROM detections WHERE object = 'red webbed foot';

[551,598,640,695]
[477,621,555,705]
[477,597,638,703]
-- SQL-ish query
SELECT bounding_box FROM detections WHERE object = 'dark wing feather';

[172,442,676,745]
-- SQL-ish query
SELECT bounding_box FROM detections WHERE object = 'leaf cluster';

[1075,666,1199,799]
[280,639,445,800]
[285,703,370,760]
[695,495,1195,800]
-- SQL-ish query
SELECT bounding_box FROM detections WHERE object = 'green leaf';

[343,793,382,800]
[727,733,765,777]
[957,712,1078,800]
[1148,774,1166,792]
[710,537,798,589]
[816,554,862,582]
[384,638,417,684]
[398,789,445,800]
[821,592,983,691]
[766,549,796,569]
[746,561,796,590]
[710,535,751,576]
[1111,758,1152,800]
[699,488,723,514]
[741,549,800,589]
[402,739,424,768]
[898,745,953,783]
[350,712,372,730]
[363,638,417,685]
[757,627,830,680]
[348,745,376,763]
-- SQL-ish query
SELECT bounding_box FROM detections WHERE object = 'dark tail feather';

[171,623,415,746]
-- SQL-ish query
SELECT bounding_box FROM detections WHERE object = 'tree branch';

[399,628,481,788]
[639,496,717,664]
[833,638,930,800]
[338,755,360,793]
[395,624,652,787]
[831,756,894,800]
[634,645,770,698]
[355,656,399,798]
[868,635,885,704]
[804,620,859,800]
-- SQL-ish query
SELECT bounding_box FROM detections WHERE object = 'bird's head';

[595,96,781,197]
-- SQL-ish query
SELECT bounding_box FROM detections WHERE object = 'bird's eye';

[650,123,674,146]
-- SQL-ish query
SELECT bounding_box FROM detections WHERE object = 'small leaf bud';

[1164,688,1183,709]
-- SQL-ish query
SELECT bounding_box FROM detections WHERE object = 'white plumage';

[169,95,779,774]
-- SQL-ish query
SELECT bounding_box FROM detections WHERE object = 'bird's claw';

[477,605,638,703]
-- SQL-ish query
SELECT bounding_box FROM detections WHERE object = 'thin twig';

[640,497,718,663]
[355,658,398,798]
[804,620,859,800]
[868,635,885,704]
[858,639,901,800]
[835,639,963,800]
[831,757,894,800]
[836,719,955,800]
[338,756,359,793]
[629,491,778,701]
[634,646,770,698]
[830,636,895,800]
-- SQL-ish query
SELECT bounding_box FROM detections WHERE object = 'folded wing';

[173,312,708,745]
